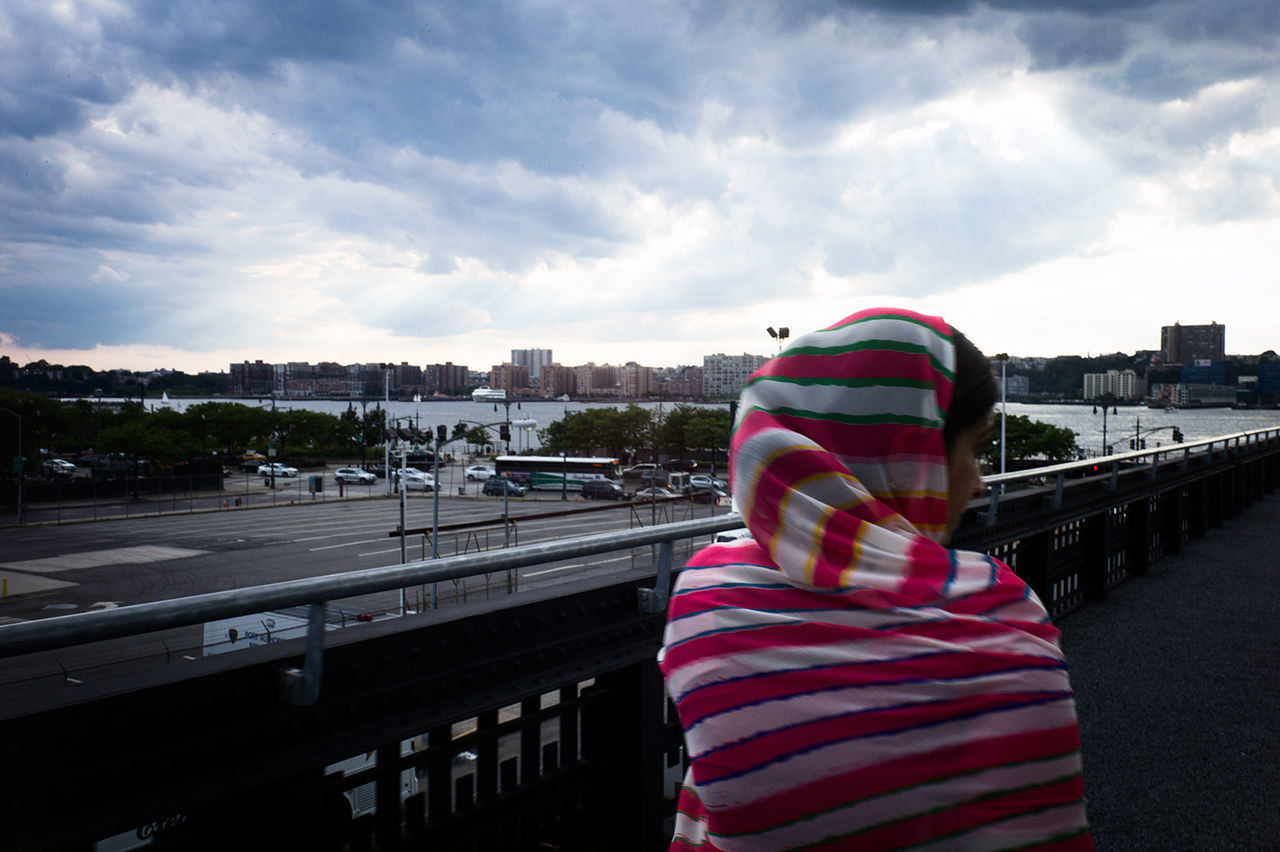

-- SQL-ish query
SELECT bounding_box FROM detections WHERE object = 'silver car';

[334,467,376,484]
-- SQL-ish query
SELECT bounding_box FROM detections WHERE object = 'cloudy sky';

[3,0,1278,374]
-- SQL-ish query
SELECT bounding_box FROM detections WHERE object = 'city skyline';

[5,2,1280,373]
[4,315,1276,381]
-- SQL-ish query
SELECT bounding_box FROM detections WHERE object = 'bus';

[494,456,622,491]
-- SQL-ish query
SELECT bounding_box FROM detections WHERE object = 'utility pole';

[1,407,22,526]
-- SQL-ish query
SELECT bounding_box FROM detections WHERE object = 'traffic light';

[1172,428,1184,443]
[1140,439,1146,449]
[1129,439,1136,450]
[500,424,511,442]
[437,424,447,444]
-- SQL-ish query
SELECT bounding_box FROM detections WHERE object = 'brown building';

[541,364,576,397]
[425,362,469,396]
[489,362,530,394]
[1161,322,1225,364]
[229,360,275,396]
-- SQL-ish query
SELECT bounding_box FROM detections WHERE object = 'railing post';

[582,661,667,851]
[375,741,401,847]
[1083,512,1108,602]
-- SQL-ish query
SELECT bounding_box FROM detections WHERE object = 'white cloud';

[3,0,1280,372]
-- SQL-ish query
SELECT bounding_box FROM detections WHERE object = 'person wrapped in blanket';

[659,308,1092,851]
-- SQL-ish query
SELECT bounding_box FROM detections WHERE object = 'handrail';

[0,513,745,660]
[982,427,1280,488]
[4,426,1278,661]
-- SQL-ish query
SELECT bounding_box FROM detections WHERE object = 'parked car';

[633,486,679,500]
[43,458,76,477]
[482,478,527,497]
[581,480,631,501]
[259,462,299,478]
[689,474,726,490]
[638,469,670,486]
[400,473,434,492]
[334,467,376,485]
[465,464,496,481]
[688,487,729,504]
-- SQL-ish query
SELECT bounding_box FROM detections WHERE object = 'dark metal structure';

[1,430,1277,851]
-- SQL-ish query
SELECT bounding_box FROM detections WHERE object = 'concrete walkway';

[1060,495,1280,850]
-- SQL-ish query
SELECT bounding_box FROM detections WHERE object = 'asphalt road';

[0,488,729,710]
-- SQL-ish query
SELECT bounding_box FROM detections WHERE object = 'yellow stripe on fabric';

[772,470,875,586]
[837,518,870,587]
[741,439,825,522]
[869,489,948,501]
[804,503,837,586]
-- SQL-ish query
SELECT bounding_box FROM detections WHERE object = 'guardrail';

[1,427,1277,851]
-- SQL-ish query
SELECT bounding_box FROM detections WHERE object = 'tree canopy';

[983,413,1079,469]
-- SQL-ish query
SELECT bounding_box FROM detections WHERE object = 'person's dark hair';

[944,330,998,450]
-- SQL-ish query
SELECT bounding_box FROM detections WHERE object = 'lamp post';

[383,368,392,496]
[766,326,790,355]
[994,354,1009,480]
[1,406,22,526]
[1093,398,1118,456]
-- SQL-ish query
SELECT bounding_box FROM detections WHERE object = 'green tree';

[984,414,1078,468]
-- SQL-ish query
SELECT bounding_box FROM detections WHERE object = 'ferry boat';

[471,387,507,402]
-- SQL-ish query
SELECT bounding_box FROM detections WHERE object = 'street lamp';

[1,406,22,526]
[766,326,790,355]
[1093,398,1118,456]
[994,354,1009,479]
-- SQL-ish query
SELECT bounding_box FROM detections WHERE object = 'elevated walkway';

[1062,497,1280,849]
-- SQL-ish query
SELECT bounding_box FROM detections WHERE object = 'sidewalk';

[1060,496,1280,849]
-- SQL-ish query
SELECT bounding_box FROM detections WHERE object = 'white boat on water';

[472,387,507,402]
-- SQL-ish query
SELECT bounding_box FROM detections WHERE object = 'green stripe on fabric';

[775,338,954,381]
[748,404,942,430]
[742,374,935,392]
[710,748,1082,842]
[822,312,954,344]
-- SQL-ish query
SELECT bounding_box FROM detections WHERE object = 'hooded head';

[730,307,996,596]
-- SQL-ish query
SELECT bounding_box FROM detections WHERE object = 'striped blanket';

[659,309,1092,850]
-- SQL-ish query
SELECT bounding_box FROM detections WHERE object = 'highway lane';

[0,493,730,709]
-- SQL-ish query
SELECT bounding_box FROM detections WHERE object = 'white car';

[44,458,76,476]
[393,467,430,482]
[259,462,299,478]
[465,464,495,481]
[689,474,726,490]
[334,467,376,485]
[400,473,435,492]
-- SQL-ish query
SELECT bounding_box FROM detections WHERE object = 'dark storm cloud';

[1017,16,1133,70]
[3,0,1280,362]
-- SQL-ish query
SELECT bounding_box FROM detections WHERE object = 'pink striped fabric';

[659,308,1092,850]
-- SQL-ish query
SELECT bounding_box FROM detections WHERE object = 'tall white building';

[1083,369,1140,400]
[702,353,768,398]
[511,349,554,384]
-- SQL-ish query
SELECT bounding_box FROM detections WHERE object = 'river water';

[125,396,1280,458]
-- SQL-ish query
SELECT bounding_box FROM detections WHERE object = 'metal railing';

[0,513,744,662]
[1,428,1278,851]
[5,427,1279,661]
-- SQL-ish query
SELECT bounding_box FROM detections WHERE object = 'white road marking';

[308,539,383,552]
[0,546,209,574]
[0,573,77,594]
[525,554,635,577]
